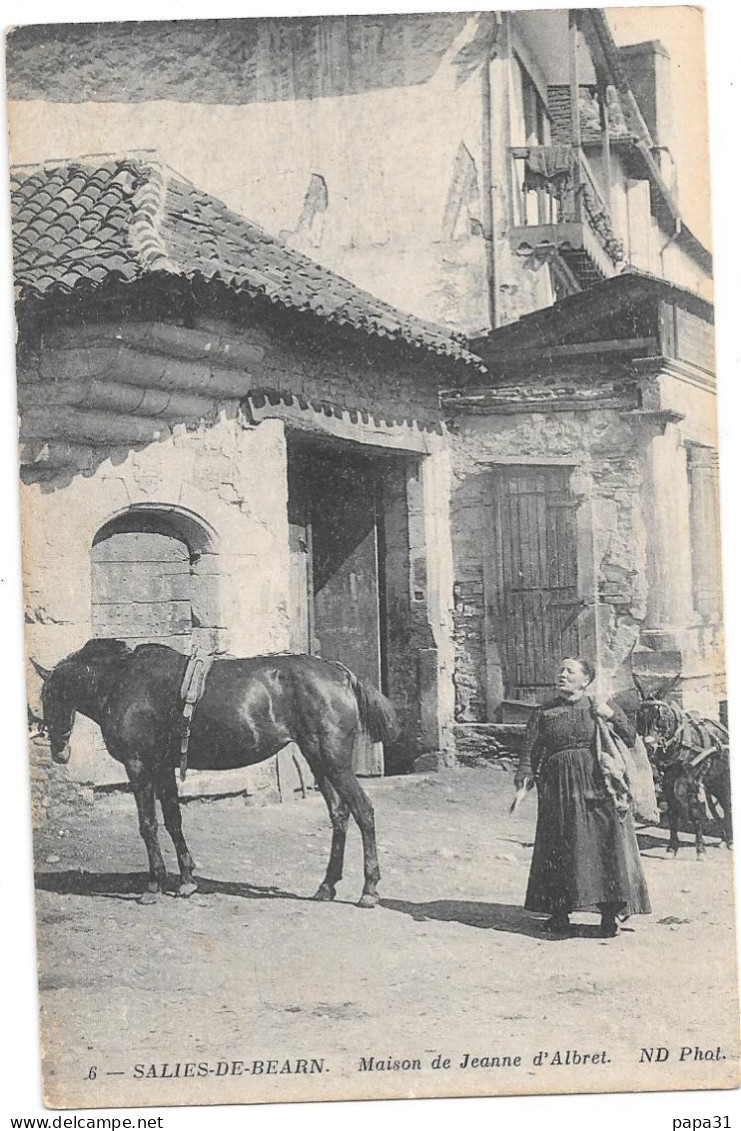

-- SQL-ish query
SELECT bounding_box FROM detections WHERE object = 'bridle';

[639,696,727,768]
[40,667,75,750]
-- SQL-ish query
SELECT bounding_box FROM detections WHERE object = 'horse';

[32,639,399,906]
[633,676,732,858]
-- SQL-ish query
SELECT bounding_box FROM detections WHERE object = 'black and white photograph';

[2,0,739,1118]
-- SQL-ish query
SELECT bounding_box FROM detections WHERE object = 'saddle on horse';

[178,649,215,780]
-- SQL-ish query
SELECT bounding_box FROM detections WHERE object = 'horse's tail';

[331,662,399,745]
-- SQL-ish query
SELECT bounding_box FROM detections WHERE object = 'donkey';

[33,639,398,906]
[633,674,732,857]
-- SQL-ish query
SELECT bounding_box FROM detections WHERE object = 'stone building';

[6,9,712,340]
[13,155,475,797]
[445,272,722,749]
[8,9,724,800]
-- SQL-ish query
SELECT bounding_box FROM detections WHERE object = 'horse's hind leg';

[126,760,167,903]
[667,804,681,855]
[719,772,733,849]
[665,779,681,855]
[157,768,197,897]
[689,786,707,859]
[313,776,350,902]
[328,766,380,909]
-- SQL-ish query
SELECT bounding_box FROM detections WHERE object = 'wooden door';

[311,464,381,691]
[287,446,384,775]
[488,467,582,703]
[288,511,313,655]
[311,459,383,776]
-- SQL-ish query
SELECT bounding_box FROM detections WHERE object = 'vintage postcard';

[5,2,739,1112]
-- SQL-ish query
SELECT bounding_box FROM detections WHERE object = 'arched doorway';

[91,505,220,653]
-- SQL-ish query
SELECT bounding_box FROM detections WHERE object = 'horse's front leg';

[126,760,167,903]
[157,767,197,897]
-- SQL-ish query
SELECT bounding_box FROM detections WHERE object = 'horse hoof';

[312,885,336,902]
[178,881,198,898]
[139,890,160,905]
[357,892,379,909]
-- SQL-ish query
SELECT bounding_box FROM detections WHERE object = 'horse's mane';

[41,640,133,708]
[73,639,133,663]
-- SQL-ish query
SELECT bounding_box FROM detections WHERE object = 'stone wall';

[449,403,648,721]
[448,347,725,726]
[7,11,712,340]
[19,306,457,793]
[7,12,558,339]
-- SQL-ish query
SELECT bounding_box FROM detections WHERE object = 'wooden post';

[569,10,582,223]
[600,83,613,216]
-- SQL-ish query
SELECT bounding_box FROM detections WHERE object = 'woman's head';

[557,657,595,698]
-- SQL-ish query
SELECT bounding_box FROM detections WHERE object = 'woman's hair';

[563,657,595,685]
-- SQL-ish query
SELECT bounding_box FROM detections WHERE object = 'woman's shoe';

[545,913,571,934]
[599,916,619,937]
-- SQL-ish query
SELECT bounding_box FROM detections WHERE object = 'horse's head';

[632,671,683,756]
[32,658,76,764]
[636,697,684,759]
[33,640,132,764]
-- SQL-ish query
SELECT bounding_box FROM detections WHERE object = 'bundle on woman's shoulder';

[595,719,661,825]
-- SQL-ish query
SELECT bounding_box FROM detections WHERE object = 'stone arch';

[91,504,221,653]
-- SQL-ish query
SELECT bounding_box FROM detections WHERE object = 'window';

[512,56,551,147]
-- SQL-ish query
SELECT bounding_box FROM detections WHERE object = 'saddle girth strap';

[179,650,215,781]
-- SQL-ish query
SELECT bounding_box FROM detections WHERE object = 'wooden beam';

[600,84,613,215]
[569,10,582,225]
[569,12,581,150]
[43,321,268,369]
[444,397,634,415]
[20,407,172,445]
[39,346,253,399]
[18,378,219,420]
[20,441,97,470]
[488,335,658,364]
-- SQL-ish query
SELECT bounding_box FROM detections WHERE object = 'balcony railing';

[509,146,624,269]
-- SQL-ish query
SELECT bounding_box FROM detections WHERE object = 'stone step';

[498,699,539,723]
[454,722,526,766]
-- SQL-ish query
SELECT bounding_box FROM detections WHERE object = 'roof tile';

[11,155,481,366]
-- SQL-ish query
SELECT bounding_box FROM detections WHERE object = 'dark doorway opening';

[287,435,419,775]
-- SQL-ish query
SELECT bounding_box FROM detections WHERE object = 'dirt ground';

[32,766,739,1108]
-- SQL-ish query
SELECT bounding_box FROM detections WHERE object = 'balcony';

[508,145,624,289]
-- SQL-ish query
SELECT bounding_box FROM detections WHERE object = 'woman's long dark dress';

[517,696,651,917]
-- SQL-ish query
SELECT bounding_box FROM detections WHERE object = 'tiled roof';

[469,270,714,365]
[11,154,481,366]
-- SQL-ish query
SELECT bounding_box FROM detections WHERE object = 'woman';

[514,657,651,937]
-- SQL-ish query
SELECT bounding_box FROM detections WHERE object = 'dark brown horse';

[33,639,398,906]
[634,676,732,857]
